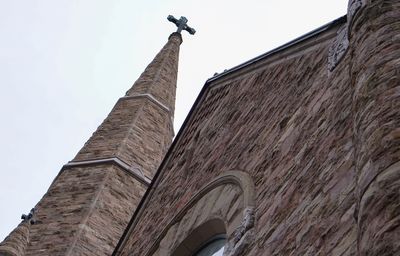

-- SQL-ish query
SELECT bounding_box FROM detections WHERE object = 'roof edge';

[206,15,347,84]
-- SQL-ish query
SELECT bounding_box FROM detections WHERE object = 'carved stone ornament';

[347,0,365,29]
[328,25,349,72]
[224,207,255,256]
[327,0,368,71]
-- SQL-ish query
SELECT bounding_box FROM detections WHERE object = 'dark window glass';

[193,237,226,256]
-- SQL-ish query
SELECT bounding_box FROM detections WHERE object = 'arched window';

[172,219,226,256]
[193,235,226,256]
[150,171,255,256]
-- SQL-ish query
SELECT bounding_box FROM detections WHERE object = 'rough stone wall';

[74,97,174,178]
[74,98,143,161]
[0,221,31,256]
[117,4,399,254]
[126,33,181,115]
[117,100,174,178]
[118,23,357,255]
[349,0,400,254]
[25,164,146,256]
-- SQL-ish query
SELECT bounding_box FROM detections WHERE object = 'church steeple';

[125,32,182,115]
[1,16,194,256]
[72,31,183,180]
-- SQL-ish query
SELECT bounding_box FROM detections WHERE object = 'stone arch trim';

[171,219,227,256]
[145,170,256,256]
[180,170,256,211]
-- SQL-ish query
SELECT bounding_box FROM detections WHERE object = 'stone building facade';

[1,0,400,255]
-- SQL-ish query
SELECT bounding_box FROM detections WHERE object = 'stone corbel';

[328,24,349,71]
[224,207,255,256]
[328,0,367,71]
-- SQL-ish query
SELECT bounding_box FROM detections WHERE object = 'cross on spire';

[167,15,196,35]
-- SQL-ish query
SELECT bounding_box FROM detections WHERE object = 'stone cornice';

[121,93,170,113]
[63,157,151,186]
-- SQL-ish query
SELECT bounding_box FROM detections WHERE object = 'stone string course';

[74,96,174,179]
[117,2,400,254]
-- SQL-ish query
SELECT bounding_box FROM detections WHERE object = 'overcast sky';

[0,0,348,241]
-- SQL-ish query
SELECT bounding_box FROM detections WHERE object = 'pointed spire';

[72,17,195,180]
[72,32,184,179]
[2,16,195,256]
[125,15,195,114]
[125,32,182,114]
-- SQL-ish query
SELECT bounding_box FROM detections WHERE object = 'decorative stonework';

[233,207,255,244]
[146,171,255,256]
[347,0,365,29]
[328,25,349,71]
[224,207,255,256]
[328,0,367,71]
[63,157,151,185]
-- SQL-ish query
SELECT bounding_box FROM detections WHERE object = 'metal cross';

[167,15,196,35]
[21,208,36,225]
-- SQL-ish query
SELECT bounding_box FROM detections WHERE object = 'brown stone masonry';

[349,0,400,254]
[115,2,400,254]
[26,165,146,256]
[117,20,358,255]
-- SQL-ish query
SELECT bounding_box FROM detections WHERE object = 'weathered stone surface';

[148,171,254,256]
[74,96,174,179]
[74,33,180,179]
[116,2,399,255]
[0,221,31,256]
[349,0,400,254]
[347,0,365,29]
[125,32,181,115]
[117,21,358,255]
[2,2,399,255]
[25,165,146,256]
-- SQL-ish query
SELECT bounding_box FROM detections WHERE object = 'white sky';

[0,0,348,241]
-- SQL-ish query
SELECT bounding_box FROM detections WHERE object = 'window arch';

[172,219,226,256]
[193,234,226,256]
[147,171,256,256]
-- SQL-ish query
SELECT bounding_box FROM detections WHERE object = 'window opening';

[193,235,226,256]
